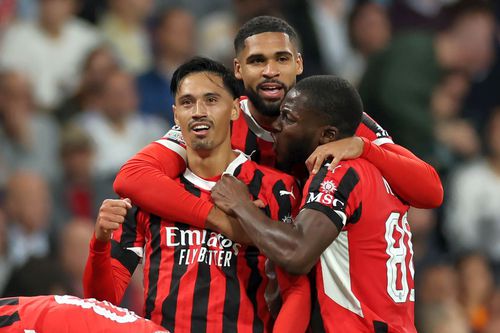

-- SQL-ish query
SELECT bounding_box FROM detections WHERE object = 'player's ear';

[234,58,243,80]
[230,98,240,121]
[172,105,179,126]
[319,125,337,144]
[296,53,304,76]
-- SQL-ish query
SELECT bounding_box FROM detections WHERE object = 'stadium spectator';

[4,171,53,268]
[444,108,500,273]
[0,71,60,180]
[59,218,93,297]
[345,1,391,86]
[99,0,154,74]
[51,125,114,228]
[0,0,101,110]
[55,45,120,124]
[0,210,11,295]
[136,7,195,125]
[75,70,165,179]
[359,0,495,162]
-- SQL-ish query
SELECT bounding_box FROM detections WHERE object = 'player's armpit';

[113,142,213,228]
[361,138,444,208]
[83,234,133,305]
[273,266,311,333]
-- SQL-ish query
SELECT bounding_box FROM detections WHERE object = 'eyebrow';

[246,50,293,62]
[177,92,222,99]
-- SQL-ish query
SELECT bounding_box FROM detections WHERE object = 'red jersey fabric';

[0,295,169,333]
[301,160,416,333]
[86,153,309,333]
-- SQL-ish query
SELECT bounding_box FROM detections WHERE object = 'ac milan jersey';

[110,152,303,333]
[155,97,392,169]
[300,159,415,333]
[0,295,169,333]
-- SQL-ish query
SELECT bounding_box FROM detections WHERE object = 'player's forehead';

[239,32,296,58]
[176,72,228,99]
[281,88,306,117]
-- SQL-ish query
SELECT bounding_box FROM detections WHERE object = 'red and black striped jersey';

[156,97,392,170]
[0,295,169,333]
[109,153,305,333]
[300,159,415,333]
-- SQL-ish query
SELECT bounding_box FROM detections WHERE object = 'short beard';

[245,88,282,117]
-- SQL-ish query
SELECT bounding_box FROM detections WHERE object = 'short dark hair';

[234,16,300,54]
[438,0,494,31]
[294,75,363,138]
[170,57,241,99]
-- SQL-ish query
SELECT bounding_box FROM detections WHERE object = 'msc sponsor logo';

[306,192,344,209]
[320,180,337,194]
[165,227,242,267]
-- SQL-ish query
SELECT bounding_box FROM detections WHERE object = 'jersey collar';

[239,97,274,142]
[182,151,249,191]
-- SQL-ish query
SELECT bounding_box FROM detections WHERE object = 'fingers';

[311,153,326,175]
[253,199,265,208]
[329,154,342,171]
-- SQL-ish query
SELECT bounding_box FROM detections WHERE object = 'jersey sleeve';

[301,164,362,232]
[113,126,213,229]
[360,137,443,208]
[273,266,311,333]
[83,207,145,305]
[356,112,393,145]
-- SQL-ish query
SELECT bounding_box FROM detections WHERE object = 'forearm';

[83,235,131,304]
[361,138,443,208]
[114,144,212,228]
[233,200,304,272]
[206,206,253,244]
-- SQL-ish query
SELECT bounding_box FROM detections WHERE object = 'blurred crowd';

[0,0,499,332]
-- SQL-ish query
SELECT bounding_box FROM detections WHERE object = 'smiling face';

[272,88,320,172]
[173,72,239,152]
[234,32,303,117]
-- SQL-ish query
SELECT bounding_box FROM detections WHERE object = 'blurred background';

[0,0,499,332]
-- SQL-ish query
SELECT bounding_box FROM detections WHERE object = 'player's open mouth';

[190,122,212,136]
[258,82,284,100]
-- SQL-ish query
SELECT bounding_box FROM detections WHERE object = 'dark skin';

[211,89,344,275]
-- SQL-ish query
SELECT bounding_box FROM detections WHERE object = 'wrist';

[91,233,111,252]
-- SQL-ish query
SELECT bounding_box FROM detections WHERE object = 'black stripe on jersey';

[191,244,211,333]
[307,165,329,193]
[233,164,243,178]
[245,131,260,163]
[161,180,201,330]
[121,206,140,246]
[373,321,389,333]
[272,180,292,222]
[248,169,264,199]
[180,175,202,197]
[145,214,162,320]
[160,222,190,331]
[245,247,264,333]
[0,298,18,306]
[361,113,389,138]
[335,167,360,218]
[0,311,20,328]
[111,240,140,275]
[304,202,344,231]
[222,257,240,333]
[349,203,362,224]
[309,272,326,333]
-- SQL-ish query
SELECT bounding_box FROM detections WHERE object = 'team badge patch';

[320,180,337,194]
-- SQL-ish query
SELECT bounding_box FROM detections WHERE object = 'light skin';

[95,71,248,243]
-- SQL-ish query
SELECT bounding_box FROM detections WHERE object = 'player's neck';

[186,138,238,179]
[246,99,278,131]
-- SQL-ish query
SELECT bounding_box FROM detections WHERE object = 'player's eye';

[206,96,218,104]
[278,56,290,63]
[180,99,193,107]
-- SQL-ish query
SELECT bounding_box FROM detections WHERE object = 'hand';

[95,198,132,242]
[211,174,252,216]
[306,136,364,174]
